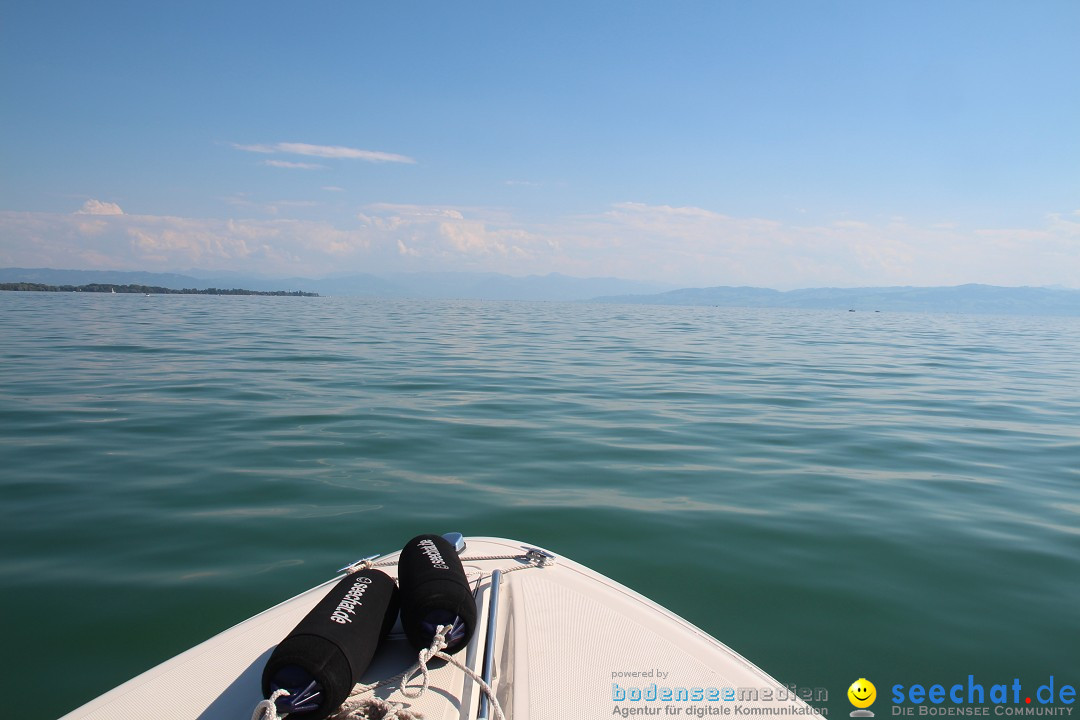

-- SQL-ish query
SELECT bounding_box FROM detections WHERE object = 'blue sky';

[2,1,1078,288]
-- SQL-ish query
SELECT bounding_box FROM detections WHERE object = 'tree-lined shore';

[0,282,318,296]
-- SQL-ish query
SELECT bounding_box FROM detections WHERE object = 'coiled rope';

[335,623,504,720]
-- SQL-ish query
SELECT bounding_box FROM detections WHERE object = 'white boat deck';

[60,537,819,720]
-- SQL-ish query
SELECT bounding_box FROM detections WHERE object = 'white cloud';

[366,203,465,220]
[232,143,276,154]
[2,201,1078,289]
[75,199,124,216]
[551,202,1080,288]
[0,209,375,275]
[263,160,326,170]
[234,142,415,164]
[356,204,539,268]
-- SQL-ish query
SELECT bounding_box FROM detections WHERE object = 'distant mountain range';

[592,284,1080,315]
[3,268,1079,315]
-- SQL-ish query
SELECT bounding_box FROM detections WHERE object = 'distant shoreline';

[0,282,318,297]
[3,269,1079,314]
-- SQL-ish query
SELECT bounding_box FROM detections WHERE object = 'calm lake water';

[2,292,1078,719]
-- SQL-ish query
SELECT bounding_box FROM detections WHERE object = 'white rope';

[341,558,398,574]
[342,696,422,720]
[344,553,536,576]
[400,625,505,720]
[337,625,505,720]
[250,688,289,720]
[397,625,445,699]
[259,552,547,720]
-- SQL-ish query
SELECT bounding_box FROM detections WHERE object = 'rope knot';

[342,559,374,573]
[250,688,289,720]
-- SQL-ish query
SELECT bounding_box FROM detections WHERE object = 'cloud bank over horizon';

[1,200,1077,289]
[4,4,1077,291]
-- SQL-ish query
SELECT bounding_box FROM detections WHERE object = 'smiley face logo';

[848,678,877,710]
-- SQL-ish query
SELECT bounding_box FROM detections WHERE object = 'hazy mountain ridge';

[4,269,1079,314]
[1,267,212,290]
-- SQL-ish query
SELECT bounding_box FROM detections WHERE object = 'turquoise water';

[2,292,1078,719]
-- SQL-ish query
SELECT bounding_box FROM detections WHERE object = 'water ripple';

[2,293,1079,717]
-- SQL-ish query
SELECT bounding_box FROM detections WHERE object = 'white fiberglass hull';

[60,537,819,720]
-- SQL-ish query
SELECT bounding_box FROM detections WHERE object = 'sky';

[1,1,1078,289]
